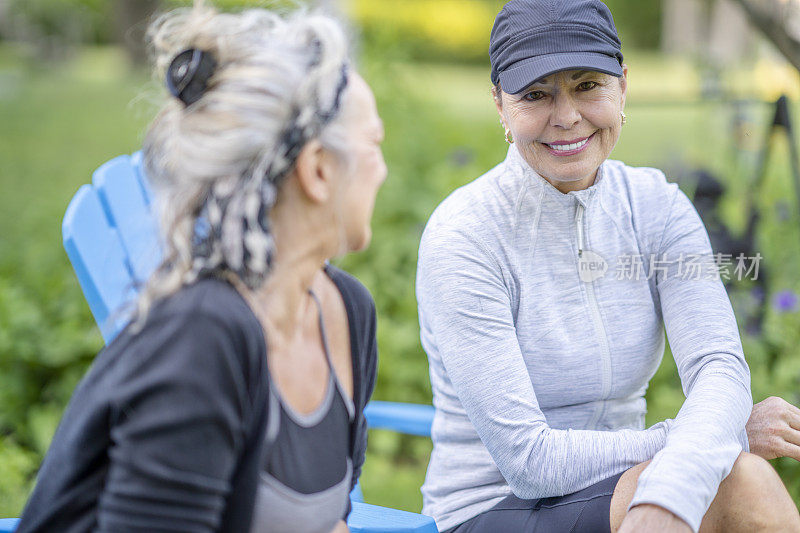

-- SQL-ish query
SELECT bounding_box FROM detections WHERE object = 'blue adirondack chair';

[0,153,437,533]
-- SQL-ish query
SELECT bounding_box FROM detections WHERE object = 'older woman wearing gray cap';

[416,1,800,532]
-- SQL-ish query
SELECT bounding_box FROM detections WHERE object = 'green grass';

[0,44,155,516]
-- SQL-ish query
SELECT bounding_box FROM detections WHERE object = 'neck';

[259,255,324,339]
[246,200,336,343]
[544,171,597,194]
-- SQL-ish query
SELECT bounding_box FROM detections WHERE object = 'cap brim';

[498,52,623,94]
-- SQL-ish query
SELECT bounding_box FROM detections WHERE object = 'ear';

[292,139,337,204]
[492,85,507,126]
[619,64,628,109]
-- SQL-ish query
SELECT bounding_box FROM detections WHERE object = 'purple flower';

[775,200,792,222]
[772,290,799,313]
[449,148,474,168]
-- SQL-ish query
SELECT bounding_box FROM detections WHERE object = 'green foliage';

[351,0,504,64]
[6,0,113,46]
[604,0,662,50]
[336,51,506,419]
[4,0,664,63]
[0,46,152,516]
[350,0,662,65]
[0,438,37,516]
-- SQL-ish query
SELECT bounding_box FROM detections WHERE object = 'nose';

[550,94,581,129]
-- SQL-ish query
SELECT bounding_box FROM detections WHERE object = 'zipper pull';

[576,204,585,258]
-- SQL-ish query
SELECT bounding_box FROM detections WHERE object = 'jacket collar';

[505,144,605,209]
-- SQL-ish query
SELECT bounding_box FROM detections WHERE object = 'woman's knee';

[610,454,798,533]
[721,451,783,499]
[704,451,799,532]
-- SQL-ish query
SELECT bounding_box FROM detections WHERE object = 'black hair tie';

[167,48,217,107]
[318,64,349,125]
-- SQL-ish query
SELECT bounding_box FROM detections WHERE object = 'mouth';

[542,132,595,156]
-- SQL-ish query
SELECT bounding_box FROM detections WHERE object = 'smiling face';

[495,68,627,193]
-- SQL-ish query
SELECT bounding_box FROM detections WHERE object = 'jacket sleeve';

[354,295,378,485]
[344,284,378,519]
[417,221,673,500]
[96,312,254,532]
[629,186,752,533]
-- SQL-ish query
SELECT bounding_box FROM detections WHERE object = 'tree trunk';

[729,0,800,72]
[708,0,752,66]
[662,0,706,56]
[113,0,162,67]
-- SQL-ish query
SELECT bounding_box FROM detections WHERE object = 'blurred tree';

[0,0,9,41]
[604,0,662,49]
[662,0,706,55]
[730,0,800,71]
[5,0,114,61]
[113,0,161,66]
[708,0,752,66]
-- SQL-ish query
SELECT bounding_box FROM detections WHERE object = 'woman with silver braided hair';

[141,2,356,299]
[16,3,385,533]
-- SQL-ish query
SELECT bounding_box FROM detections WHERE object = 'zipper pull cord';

[576,203,585,257]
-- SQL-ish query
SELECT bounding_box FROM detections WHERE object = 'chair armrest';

[348,501,438,533]
[0,518,19,532]
[364,402,434,437]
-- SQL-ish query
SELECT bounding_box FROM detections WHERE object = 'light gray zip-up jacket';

[416,145,751,533]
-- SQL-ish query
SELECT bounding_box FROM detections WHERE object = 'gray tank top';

[249,291,355,533]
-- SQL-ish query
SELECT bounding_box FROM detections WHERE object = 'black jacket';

[17,265,377,532]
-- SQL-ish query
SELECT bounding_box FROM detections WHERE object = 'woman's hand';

[617,504,692,533]
[746,396,800,461]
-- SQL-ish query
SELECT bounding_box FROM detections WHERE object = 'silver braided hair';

[134,2,352,325]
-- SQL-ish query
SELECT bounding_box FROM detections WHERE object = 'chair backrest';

[93,155,161,283]
[62,152,161,343]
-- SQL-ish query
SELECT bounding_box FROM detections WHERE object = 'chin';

[349,229,372,253]
[548,160,600,182]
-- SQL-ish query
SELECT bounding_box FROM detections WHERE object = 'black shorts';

[446,472,624,533]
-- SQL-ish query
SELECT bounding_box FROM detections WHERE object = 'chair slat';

[93,155,162,284]
[349,502,438,533]
[365,402,434,437]
[62,185,135,342]
[0,518,19,532]
[130,150,155,206]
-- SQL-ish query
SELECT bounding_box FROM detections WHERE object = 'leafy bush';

[3,1,664,64]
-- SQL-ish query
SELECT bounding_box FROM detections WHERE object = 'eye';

[577,81,598,91]
[523,90,546,101]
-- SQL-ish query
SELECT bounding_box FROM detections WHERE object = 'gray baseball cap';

[489,0,624,94]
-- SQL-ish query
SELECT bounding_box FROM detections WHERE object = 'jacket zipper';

[575,202,613,427]
[576,204,585,257]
